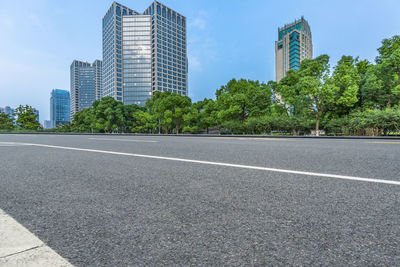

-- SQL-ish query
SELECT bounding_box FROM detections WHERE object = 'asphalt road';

[0,134,399,266]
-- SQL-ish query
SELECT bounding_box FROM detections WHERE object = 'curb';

[1,132,400,140]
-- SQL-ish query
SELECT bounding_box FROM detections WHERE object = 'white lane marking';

[0,209,73,266]
[88,138,158,143]
[212,137,289,141]
[4,141,400,186]
[368,141,400,144]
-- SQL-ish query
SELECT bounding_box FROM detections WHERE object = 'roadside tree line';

[0,105,41,132]
[2,35,400,136]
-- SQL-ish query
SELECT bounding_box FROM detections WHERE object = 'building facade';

[275,17,312,82]
[93,60,103,101]
[102,1,188,106]
[43,120,52,129]
[70,60,102,119]
[102,2,137,102]
[50,89,70,127]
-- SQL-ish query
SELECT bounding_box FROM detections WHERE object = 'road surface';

[0,134,399,266]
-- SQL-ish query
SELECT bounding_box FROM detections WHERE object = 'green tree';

[73,108,94,132]
[276,70,314,120]
[328,56,361,116]
[131,110,157,133]
[216,79,273,132]
[355,59,372,108]
[92,97,125,133]
[122,104,145,133]
[0,111,14,131]
[183,104,200,133]
[14,105,41,131]
[297,55,337,135]
[147,91,191,134]
[362,36,400,108]
[183,98,218,134]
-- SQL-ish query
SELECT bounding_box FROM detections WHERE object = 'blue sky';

[1,0,400,122]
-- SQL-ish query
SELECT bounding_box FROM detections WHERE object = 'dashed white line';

[2,141,399,186]
[88,138,158,143]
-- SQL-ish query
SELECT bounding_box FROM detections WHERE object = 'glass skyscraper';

[79,65,95,110]
[102,1,188,106]
[50,89,70,127]
[102,2,137,102]
[122,15,152,105]
[275,17,312,82]
[70,60,102,119]
[93,59,103,101]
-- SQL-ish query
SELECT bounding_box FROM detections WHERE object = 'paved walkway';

[0,209,72,267]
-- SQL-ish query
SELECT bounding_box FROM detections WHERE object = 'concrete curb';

[0,209,73,267]
[1,132,400,139]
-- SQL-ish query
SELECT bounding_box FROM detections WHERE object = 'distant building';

[43,120,52,129]
[33,108,39,122]
[275,17,312,82]
[70,60,102,119]
[93,60,103,101]
[0,106,15,118]
[102,1,188,106]
[50,89,70,127]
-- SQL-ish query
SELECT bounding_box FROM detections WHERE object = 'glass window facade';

[79,66,96,109]
[102,2,138,102]
[93,60,103,100]
[152,2,188,96]
[70,60,102,119]
[123,15,152,105]
[50,89,70,127]
[275,17,312,82]
[103,1,188,104]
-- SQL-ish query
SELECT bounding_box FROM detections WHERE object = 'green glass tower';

[275,17,312,82]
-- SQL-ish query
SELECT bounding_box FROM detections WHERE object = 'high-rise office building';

[102,1,188,106]
[50,89,70,127]
[103,2,137,102]
[275,17,312,82]
[70,60,102,119]
[93,60,103,101]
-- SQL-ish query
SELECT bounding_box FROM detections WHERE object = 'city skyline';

[1,0,400,122]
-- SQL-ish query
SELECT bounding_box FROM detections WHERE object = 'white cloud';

[189,10,209,31]
[190,17,206,30]
[188,55,202,72]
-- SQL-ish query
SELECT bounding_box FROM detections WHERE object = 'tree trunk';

[315,114,320,136]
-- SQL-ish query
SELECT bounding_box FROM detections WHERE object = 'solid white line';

[368,141,400,144]
[0,209,73,266]
[3,142,400,186]
[88,137,158,143]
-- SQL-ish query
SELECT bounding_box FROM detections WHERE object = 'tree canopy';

[45,35,400,136]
